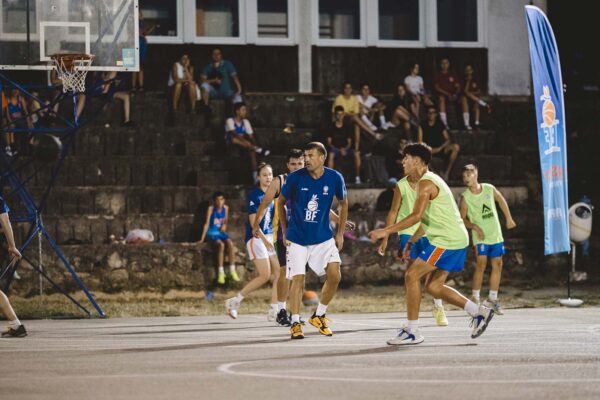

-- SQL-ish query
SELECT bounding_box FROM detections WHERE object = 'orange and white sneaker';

[308,314,333,336]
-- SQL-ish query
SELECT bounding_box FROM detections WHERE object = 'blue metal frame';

[0,72,124,318]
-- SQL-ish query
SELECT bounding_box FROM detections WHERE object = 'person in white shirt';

[167,54,200,113]
[404,63,433,120]
[357,84,389,131]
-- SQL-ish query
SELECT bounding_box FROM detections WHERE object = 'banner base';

[557,298,583,307]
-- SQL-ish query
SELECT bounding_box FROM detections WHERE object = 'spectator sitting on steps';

[167,54,200,114]
[418,106,460,181]
[327,105,361,184]
[98,72,136,127]
[386,84,418,130]
[199,191,239,285]
[200,48,243,112]
[461,64,492,131]
[357,83,388,132]
[332,82,379,138]
[433,58,460,129]
[404,63,434,120]
[225,102,270,182]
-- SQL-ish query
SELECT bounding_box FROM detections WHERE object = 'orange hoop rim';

[50,53,95,70]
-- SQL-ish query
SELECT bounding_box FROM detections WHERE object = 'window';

[318,0,360,40]
[196,0,240,38]
[436,0,477,42]
[378,0,419,41]
[257,0,288,38]
[140,0,178,37]
[1,0,36,34]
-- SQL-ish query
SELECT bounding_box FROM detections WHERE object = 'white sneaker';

[268,308,277,322]
[355,176,362,185]
[483,299,504,315]
[387,328,424,345]
[470,306,494,338]
[225,297,240,319]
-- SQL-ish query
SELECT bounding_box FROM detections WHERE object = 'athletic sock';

[8,319,21,330]
[464,300,480,317]
[291,314,300,324]
[218,266,225,274]
[478,99,488,106]
[433,298,443,307]
[315,303,328,317]
[228,264,236,273]
[379,115,386,126]
[235,293,244,302]
[407,319,419,332]
[463,112,470,127]
[488,290,498,301]
[440,112,448,127]
[271,303,278,312]
[472,289,481,303]
[277,301,286,311]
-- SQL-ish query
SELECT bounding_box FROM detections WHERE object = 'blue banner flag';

[525,6,570,255]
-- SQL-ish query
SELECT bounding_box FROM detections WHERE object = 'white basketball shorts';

[246,234,276,261]
[286,238,341,279]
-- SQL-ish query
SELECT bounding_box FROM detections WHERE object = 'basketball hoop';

[50,53,94,93]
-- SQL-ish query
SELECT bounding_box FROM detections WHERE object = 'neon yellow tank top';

[395,177,420,236]
[462,183,503,245]
[419,171,468,249]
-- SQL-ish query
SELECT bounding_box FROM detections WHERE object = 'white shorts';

[286,238,341,279]
[246,234,276,261]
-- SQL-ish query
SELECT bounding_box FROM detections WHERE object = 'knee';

[327,267,341,285]
[404,268,420,286]
[216,241,225,250]
[453,143,460,153]
[425,281,442,297]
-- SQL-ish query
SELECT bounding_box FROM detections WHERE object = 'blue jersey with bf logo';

[281,167,347,246]
[245,187,274,242]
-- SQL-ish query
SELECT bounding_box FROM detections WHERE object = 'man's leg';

[483,256,504,314]
[424,272,448,326]
[0,290,26,338]
[472,254,488,303]
[354,150,361,181]
[268,254,281,321]
[444,143,460,178]
[172,82,182,111]
[225,239,239,282]
[438,95,448,127]
[307,262,341,337]
[200,83,211,106]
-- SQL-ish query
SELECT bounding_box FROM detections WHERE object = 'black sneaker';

[1,325,27,338]
[276,309,291,326]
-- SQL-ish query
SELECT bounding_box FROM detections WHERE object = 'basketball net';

[50,53,94,93]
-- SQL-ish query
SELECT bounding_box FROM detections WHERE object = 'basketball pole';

[0,73,123,318]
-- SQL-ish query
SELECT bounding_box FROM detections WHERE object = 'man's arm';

[440,129,451,150]
[231,69,242,95]
[493,187,517,229]
[378,186,402,255]
[0,213,21,259]
[334,198,349,251]
[221,204,229,232]
[369,180,436,240]
[252,177,281,236]
[402,225,425,259]
[199,205,213,243]
[276,195,288,242]
[459,195,484,240]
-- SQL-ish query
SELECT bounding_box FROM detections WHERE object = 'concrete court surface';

[1,308,599,400]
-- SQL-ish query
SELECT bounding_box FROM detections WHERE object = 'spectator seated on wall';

[404,63,434,121]
[460,64,492,131]
[95,71,136,127]
[225,102,270,182]
[386,84,418,130]
[357,83,389,132]
[167,54,200,114]
[327,105,362,184]
[418,106,460,181]
[433,58,461,129]
[4,89,32,156]
[200,48,243,113]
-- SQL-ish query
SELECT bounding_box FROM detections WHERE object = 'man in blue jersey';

[0,195,26,337]
[277,142,348,339]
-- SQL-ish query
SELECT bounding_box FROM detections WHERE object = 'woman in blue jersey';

[225,163,280,319]
[199,191,238,285]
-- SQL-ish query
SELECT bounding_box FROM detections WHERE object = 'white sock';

[440,112,448,126]
[235,293,244,302]
[271,303,278,312]
[478,99,487,106]
[472,289,481,303]
[229,264,236,273]
[464,300,480,317]
[433,298,443,307]
[8,319,21,330]
[291,314,300,324]
[379,115,386,126]
[218,266,225,274]
[488,290,498,301]
[315,302,328,317]
[463,112,470,127]
[278,301,286,311]
[407,319,419,332]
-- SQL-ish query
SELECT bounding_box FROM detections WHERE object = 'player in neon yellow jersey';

[369,144,494,345]
[379,174,448,326]
[460,164,516,315]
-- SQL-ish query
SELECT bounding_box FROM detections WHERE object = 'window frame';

[143,0,185,44]
[191,0,247,45]
[312,0,367,47]
[426,0,486,48]
[369,0,425,48]
[246,0,296,45]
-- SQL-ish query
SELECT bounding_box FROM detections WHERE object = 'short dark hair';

[403,143,432,165]
[305,142,328,159]
[233,102,246,114]
[213,191,225,200]
[333,105,345,114]
[462,164,478,172]
[427,105,437,113]
[257,162,272,175]
[343,81,352,88]
[286,148,304,163]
